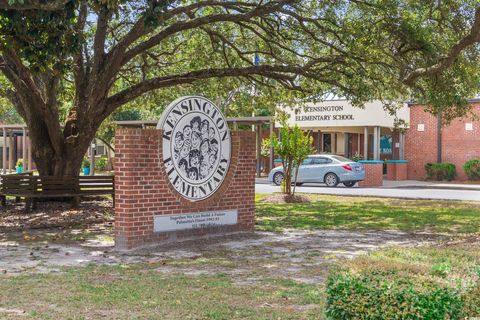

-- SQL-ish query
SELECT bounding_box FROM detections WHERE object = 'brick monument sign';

[114,96,256,250]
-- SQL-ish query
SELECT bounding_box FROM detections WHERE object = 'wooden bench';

[0,171,34,206]
[0,174,114,211]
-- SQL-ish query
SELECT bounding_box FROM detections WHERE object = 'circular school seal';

[157,96,231,201]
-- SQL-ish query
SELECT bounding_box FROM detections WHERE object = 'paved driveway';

[256,183,480,202]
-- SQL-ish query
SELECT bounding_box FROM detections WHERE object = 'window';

[323,134,331,153]
[331,155,351,162]
[301,158,313,165]
[96,145,106,156]
[312,157,332,164]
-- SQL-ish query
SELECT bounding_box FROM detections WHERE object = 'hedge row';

[425,163,456,181]
[424,160,480,181]
[326,270,480,319]
[464,159,480,180]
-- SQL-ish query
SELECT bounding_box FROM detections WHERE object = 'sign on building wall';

[280,100,409,129]
[380,135,392,154]
[157,96,231,201]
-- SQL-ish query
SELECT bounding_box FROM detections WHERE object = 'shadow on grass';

[256,195,480,234]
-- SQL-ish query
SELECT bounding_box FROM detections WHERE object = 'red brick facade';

[114,129,256,250]
[405,104,480,180]
[358,162,383,187]
[386,162,408,181]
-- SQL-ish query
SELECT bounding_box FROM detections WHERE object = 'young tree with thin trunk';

[0,1,479,177]
[269,117,314,196]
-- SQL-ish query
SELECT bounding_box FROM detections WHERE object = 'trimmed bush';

[425,162,456,181]
[463,159,480,180]
[95,156,108,171]
[325,270,464,320]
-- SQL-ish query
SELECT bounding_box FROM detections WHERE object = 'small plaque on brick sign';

[154,210,238,232]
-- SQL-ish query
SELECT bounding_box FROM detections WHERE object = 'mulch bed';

[0,197,114,231]
[261,193,311,204]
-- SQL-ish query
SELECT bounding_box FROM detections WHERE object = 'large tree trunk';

[23,101,99,177]
[29,126,95,177]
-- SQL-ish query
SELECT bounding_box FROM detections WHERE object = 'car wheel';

[273,172,284,186]
[295,182,304,186]
[324,173,339,187]
[343,181,356,188]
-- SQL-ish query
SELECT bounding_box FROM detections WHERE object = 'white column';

[357,133,361,157]
[27,133,32,171]
[256,125,261,177]
[2,128,6,174]
[8,132,14,172]
[332,133,337,154]
[22,127,27,168]
[269,122,274,172]
[90,139,95,176]
[363,127,368,160]
[373,126,380,160]
[399,132,405,160]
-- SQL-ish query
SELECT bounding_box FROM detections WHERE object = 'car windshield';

[331,155,352,162]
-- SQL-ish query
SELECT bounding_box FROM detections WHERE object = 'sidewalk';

[255,177,480,191]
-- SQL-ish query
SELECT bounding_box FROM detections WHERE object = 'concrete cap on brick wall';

[358,160,384,164]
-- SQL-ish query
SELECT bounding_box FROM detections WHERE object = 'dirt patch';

[0,198,113,232]
[0,227,447,285]
[262,193,311,203]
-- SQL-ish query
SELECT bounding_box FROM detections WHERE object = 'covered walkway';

[0,124,33,173]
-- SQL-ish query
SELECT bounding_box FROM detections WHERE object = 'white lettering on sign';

[294,105,354,122]
[154,210,238,232]
[280,101,410,129]
[157,96,231,201]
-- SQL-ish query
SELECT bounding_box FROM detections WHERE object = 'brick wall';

[114,129,256,250]
[386,162,408,181]
[358,163,383,187]
[405,104,480,180]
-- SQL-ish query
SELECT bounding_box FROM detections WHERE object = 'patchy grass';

[0,264,324,319]
[326,241,480,318]
[256,194,480,233]
[343,241,480,284]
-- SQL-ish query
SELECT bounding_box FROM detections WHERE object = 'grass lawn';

[1,195,479,319]
[0,264,324,319]
[256,194,480,233]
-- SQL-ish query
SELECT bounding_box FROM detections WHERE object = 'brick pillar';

[358,161,384,187]
[386,160,408,181]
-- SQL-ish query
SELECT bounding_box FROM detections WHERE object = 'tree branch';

[402,7,480,86]
[0,0,70,11]
[104,64,337,116]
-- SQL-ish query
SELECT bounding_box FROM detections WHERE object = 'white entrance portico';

[280,100,409,160]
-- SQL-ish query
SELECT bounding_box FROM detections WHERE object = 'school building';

[282,99,480,181]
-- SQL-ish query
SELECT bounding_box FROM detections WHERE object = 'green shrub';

[95,156,108,171]
[463,159,480,180]
[82,158,90,168]
[325,270,464,320]
[425,163,456,181]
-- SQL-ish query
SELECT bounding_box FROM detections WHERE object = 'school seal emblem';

[157,96,231,201]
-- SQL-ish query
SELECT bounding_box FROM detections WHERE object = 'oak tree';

[0,0,479,176]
